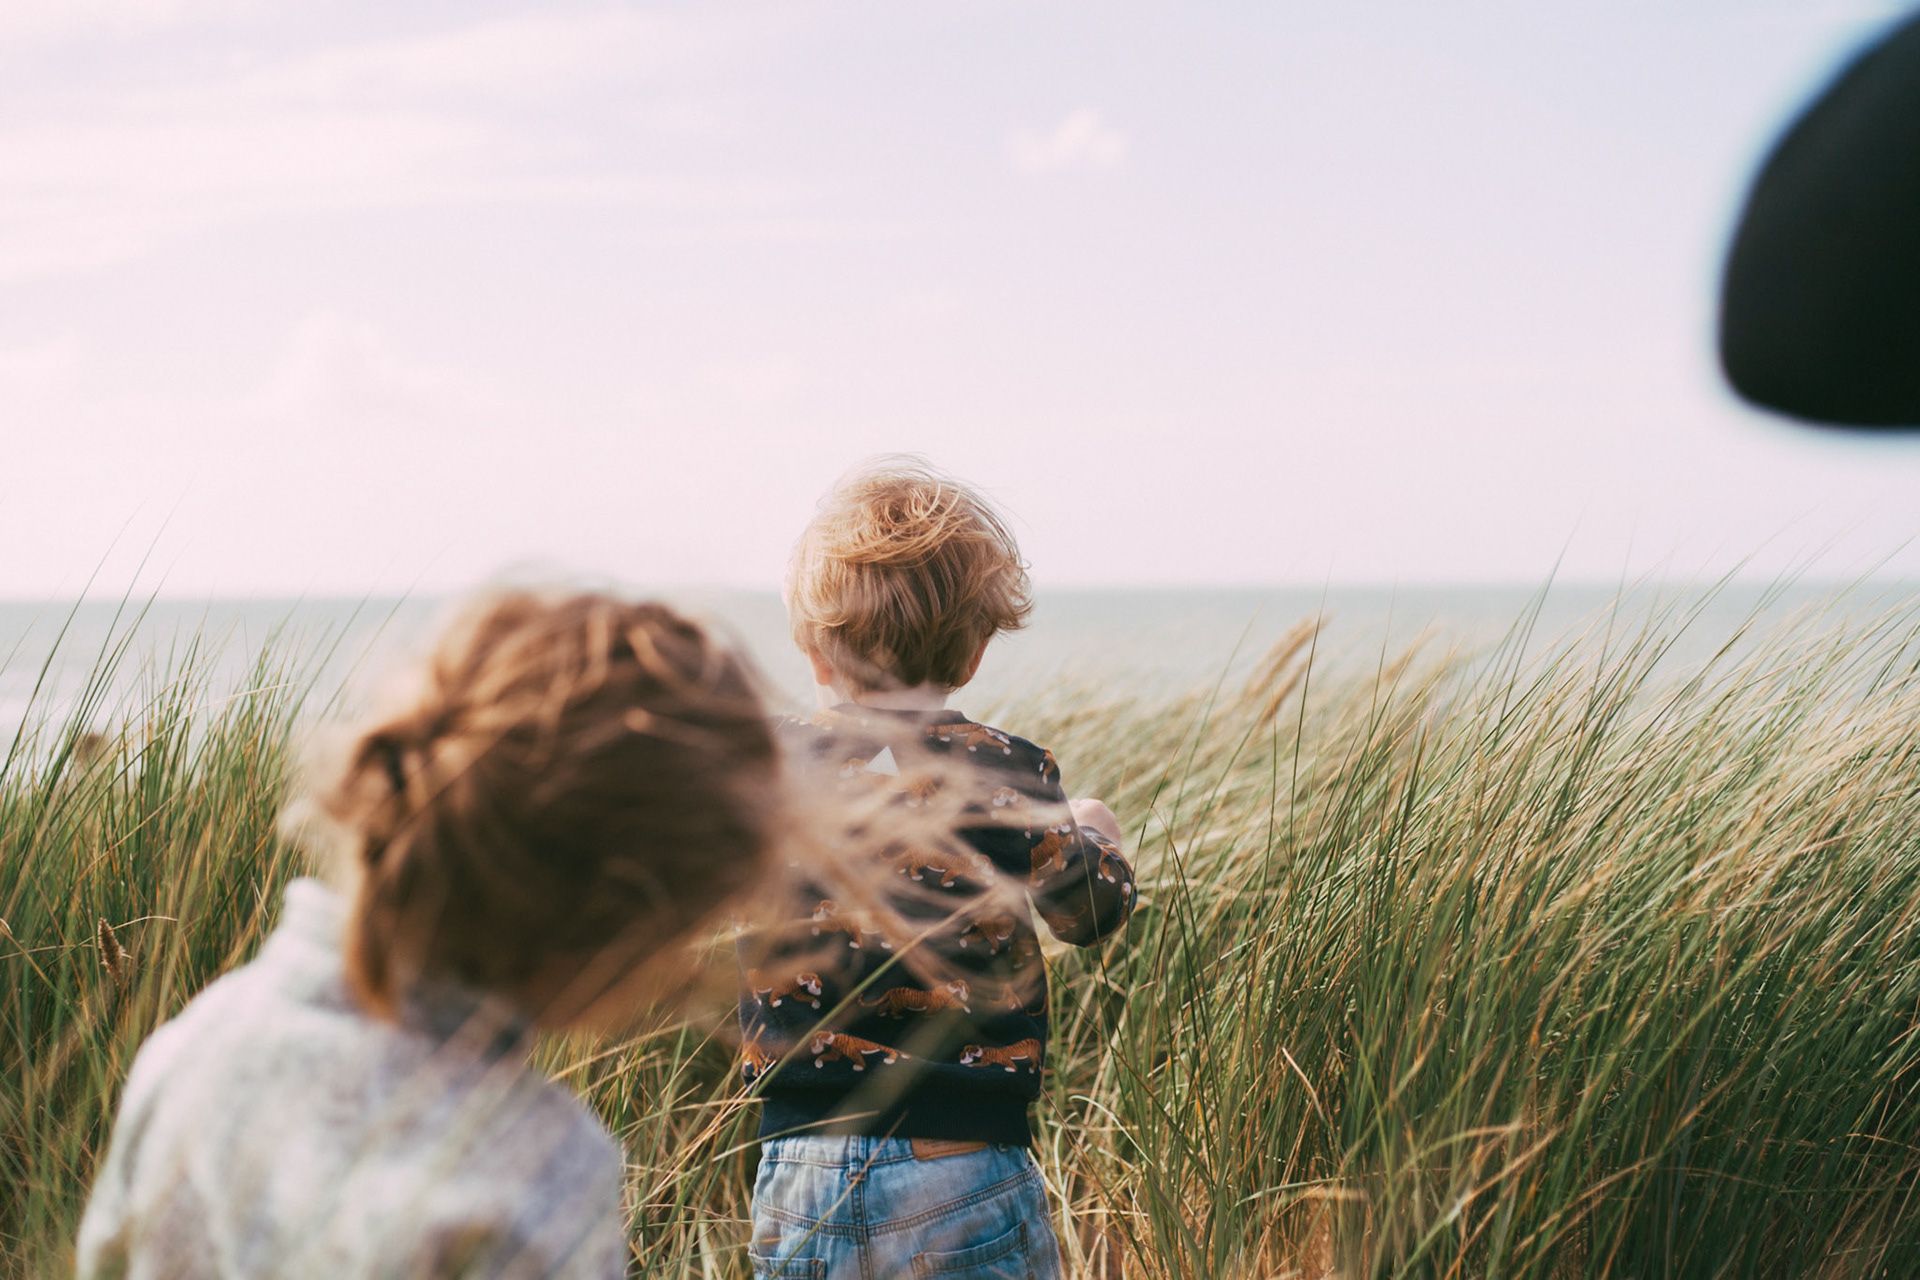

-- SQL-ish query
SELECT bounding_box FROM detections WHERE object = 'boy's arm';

[1023,752,1136,946]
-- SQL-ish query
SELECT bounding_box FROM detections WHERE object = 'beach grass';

[5,588,1919,1277]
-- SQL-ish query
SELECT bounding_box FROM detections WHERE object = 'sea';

[3,582,1918,743]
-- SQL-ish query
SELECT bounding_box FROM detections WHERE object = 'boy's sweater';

[739,705,1136,1147]
[77,880,625,1280]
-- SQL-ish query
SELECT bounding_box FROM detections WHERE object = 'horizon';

[12,574,1914,737]
[8,572,1920,608]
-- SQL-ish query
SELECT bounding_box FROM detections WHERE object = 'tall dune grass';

[5,589,1919,1277]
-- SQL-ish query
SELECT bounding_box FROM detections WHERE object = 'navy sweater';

[738,705,1135,1146]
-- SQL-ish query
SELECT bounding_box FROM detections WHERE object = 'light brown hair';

[787,459,1032,692]
[304,590,777,1021]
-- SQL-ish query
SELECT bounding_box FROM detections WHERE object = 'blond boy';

[740,460,1135,1279]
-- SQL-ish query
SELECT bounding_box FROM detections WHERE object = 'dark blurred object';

[1719,10,1920,429]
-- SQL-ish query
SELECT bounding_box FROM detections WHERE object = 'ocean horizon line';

[5,574,1918,609]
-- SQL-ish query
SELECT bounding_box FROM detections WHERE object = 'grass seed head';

[97,917,131,988]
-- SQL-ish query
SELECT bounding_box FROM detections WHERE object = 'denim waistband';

[758,1134,1019,1170]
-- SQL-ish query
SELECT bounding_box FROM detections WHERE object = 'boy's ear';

[960,639,990,686]
[807,648,838,688]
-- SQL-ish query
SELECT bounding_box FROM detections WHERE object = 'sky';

[2,1,1918,599]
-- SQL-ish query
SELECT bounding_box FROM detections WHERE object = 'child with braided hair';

[79,589,780,1279]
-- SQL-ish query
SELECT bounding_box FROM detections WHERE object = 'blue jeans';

[749,1135,1065,1279]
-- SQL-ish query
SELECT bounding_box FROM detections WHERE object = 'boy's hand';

[1069,798,1123,846]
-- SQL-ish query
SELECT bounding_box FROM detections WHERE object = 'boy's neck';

[821,682,954,712]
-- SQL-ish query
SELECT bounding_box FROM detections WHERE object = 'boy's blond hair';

[788,459,1032,693]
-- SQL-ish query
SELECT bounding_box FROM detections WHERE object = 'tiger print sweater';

[737,705,1136,1147]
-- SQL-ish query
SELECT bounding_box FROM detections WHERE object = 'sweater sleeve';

[74,1021,185,1280]
[74,1153,133,1280]
[1023,750,1137,946]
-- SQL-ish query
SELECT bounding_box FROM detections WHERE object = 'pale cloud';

[0,109,486,281]
[223,9,762,106]
[1009,109,1129,174]
[1732,1,1910,25]
[0,0,252,46]
[692,353,810,412]
[252,313,489,423]
[0,111,480,200]
[0,335,81,396]
[0,7,795,282]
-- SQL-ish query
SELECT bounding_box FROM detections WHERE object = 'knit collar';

[270,878,531,1052]
[822,702,971,731]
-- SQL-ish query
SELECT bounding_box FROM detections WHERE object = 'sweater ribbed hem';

[757,1091,1033,1148]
